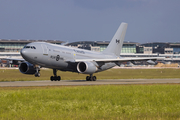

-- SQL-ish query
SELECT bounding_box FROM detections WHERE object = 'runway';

[1,79,180,87]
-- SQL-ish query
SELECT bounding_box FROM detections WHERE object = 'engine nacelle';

[77,61,97,74]
[19,62,36,74]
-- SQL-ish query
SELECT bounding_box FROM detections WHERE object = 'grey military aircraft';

[18,22,158,81]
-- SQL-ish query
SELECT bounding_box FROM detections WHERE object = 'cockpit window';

[24,46,30,48]
[24,46,36,49]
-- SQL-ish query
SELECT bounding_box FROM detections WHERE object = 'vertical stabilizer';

[102,22,128,56]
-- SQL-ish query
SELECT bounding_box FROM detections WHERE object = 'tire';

[86,76,90,81]
[58,76,61,81]
[50,76,54,81]
[37,73,40,77]
[93,76,97,81]
[35,72,40,77]
[35,73,37,77]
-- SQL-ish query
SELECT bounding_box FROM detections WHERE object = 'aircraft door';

[41,44,48,55]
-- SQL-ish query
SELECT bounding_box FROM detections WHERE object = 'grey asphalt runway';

[1,79,180,87]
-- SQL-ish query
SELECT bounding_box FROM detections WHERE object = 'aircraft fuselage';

[21,42,117,73]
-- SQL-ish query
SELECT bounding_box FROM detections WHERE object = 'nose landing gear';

[34,66,40,77]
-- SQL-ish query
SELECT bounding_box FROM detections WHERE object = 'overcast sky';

[0,0,180,43]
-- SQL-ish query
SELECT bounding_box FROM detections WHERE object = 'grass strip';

[0,68,180,81]
[0,84,180,119]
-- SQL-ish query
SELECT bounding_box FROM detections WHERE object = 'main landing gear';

[86,74,97,81]
[35,66,40,77]
[50,69,61,81]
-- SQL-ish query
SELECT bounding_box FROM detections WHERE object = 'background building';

[1,40,180,55]
[169,43,180,54]
[66,41,138,53]
[139,42,180,54]
[0,39,63,52]
[1,40,180,67]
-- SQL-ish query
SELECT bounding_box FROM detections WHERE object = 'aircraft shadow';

[64,80,137,82]
[65,80,87,82]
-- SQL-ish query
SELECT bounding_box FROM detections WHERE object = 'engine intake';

[77,61,97,74]
[19,62,36,74]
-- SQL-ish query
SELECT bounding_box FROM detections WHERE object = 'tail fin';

[102,22,128,56]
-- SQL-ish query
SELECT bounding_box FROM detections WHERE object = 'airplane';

[17,22,160,81]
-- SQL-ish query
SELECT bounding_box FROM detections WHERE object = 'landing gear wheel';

[35,72,40,77]
[50,76,61,81]
[86,76,90,81]
[86,75,97,81]
[57,76,61,81]
[50,69,61,81]
[93,76,97,81]
[34,66,41,77]
[50,76,54,81]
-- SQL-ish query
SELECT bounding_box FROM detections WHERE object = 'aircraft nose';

[20,49,26,56]
[20,49,30,60]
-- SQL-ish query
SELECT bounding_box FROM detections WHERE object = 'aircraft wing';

[2,58,24,61]
[1,58,25,65]
[73,57,163,63]
[69,57,163,66]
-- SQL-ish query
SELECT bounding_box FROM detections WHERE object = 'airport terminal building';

[0,39,63,52]
[1,39,180,55]
[66,41,138,53]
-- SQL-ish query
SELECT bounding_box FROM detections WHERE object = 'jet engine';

[77,61,98,74]
[19,62,36,74]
